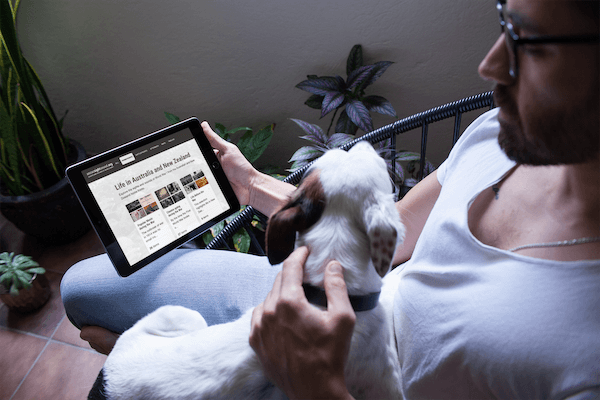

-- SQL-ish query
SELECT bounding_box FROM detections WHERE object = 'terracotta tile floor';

[0,213,106,400]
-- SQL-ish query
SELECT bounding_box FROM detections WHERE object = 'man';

[248,0,599,398]
[62,0,599,398]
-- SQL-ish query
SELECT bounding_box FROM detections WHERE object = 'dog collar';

[302,283,380,312]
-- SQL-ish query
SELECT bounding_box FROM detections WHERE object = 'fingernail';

[328,261,343,275]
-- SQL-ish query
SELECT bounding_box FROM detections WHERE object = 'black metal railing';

[206,91,495,252]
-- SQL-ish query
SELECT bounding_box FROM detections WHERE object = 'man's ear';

[265,171,325,265]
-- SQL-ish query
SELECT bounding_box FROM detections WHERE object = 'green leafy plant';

[164,112,277,253]
[290,45,434,196]
[0,0,69,196]
[0,252,45,296]
[296,44,397,136]
[165,112,274,165]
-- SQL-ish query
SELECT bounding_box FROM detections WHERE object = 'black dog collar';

[302,283,380,312]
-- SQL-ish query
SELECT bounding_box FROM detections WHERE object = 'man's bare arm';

[393,171,442,265]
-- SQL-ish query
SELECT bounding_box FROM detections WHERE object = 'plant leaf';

[0,252,13,264]
[326,133,354,149]
[290,119,328,146]
[335,109,358,136]
[346,44,363,77]
[12,254,39,269]
[394,151,421,162]
[304,94,323,110]
[225,209,243,224]
[27,267,45,275]
[288,145,325,164]
[164,112,180,124]
[355,61,394,92]
[345,100,373,132]
[237,124,274,163]
[296,76,345,96]
[321,91,345,118]
[19,102,61,179]
[346,64,376,90]
[202,231,214,246]
[13,269,31,284]
[0,97,22,194]
[209,220,225,238]
[362,95,397,117]
[0,273,13,286]
[232,228,251,253]
[213,123,229,141]
[225,126,252,136]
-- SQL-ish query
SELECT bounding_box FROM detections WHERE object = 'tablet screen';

[69,118,238,275]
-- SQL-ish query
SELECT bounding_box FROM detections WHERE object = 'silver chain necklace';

[491,180,600,253]
[509,236,600,252]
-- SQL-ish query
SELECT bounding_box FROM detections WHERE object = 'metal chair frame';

[206,91,495,254]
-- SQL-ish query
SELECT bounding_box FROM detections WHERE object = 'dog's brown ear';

[364,199,401,278]
[265,171,325,265]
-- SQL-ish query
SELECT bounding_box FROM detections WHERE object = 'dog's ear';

[265,171,325,265]
[364,198,402,277]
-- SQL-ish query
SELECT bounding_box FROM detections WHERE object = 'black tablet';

[66,117,240,277]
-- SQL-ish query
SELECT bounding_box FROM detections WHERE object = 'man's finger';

[249,301,264,350]
[264,271,283,309]
[201,121,227,149]
[323,261,355,320]
[280,247,309,299]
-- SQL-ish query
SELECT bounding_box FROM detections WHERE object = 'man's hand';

[249,247,357,400]
[202,121,259,205]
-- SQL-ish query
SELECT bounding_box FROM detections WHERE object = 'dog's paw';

[136,305,208,337]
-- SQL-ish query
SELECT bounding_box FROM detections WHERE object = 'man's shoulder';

[438,108,509,185]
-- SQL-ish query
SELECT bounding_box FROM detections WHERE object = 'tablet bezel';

[66,117,240,277]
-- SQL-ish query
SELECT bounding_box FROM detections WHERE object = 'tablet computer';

[66,117,240,277]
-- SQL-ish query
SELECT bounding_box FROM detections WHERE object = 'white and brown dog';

[91,141,404,399]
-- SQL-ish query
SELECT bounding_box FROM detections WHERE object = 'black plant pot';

[0,140,91,245]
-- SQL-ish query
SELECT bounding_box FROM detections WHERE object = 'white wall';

[17,0,498,170]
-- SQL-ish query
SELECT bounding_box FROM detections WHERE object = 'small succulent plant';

[0,252,45,296]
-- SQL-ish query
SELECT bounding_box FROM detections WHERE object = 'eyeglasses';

[496,0,600,78]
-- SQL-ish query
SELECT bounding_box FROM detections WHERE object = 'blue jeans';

[61,249,281,333]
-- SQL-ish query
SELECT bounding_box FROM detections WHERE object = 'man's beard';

[494,85,599,166]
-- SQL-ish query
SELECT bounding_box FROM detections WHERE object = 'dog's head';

[266,141,404,284]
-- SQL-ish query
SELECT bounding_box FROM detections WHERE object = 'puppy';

[92,141,404,399]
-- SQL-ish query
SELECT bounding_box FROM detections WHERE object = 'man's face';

[478,0,599,165]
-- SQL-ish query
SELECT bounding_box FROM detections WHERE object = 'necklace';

[509,236,600,252]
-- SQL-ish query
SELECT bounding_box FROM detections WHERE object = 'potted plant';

[0,251,50,313]
[0,0,90,244]
[290,44,434,198]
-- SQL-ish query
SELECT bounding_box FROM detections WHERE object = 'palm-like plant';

[0,0,69,196]
[296,44,397,136]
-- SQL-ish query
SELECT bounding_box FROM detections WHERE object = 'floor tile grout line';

[0,324,105,355]
[8,333,52,400]
[50,314,67,339]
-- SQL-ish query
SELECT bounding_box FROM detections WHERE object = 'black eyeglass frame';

[496,0,600,78]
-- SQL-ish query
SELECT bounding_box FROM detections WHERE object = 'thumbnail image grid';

[155,181,184,209]
[125,170,210,221]
[181,170,208,194]
[126,193,160,222]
